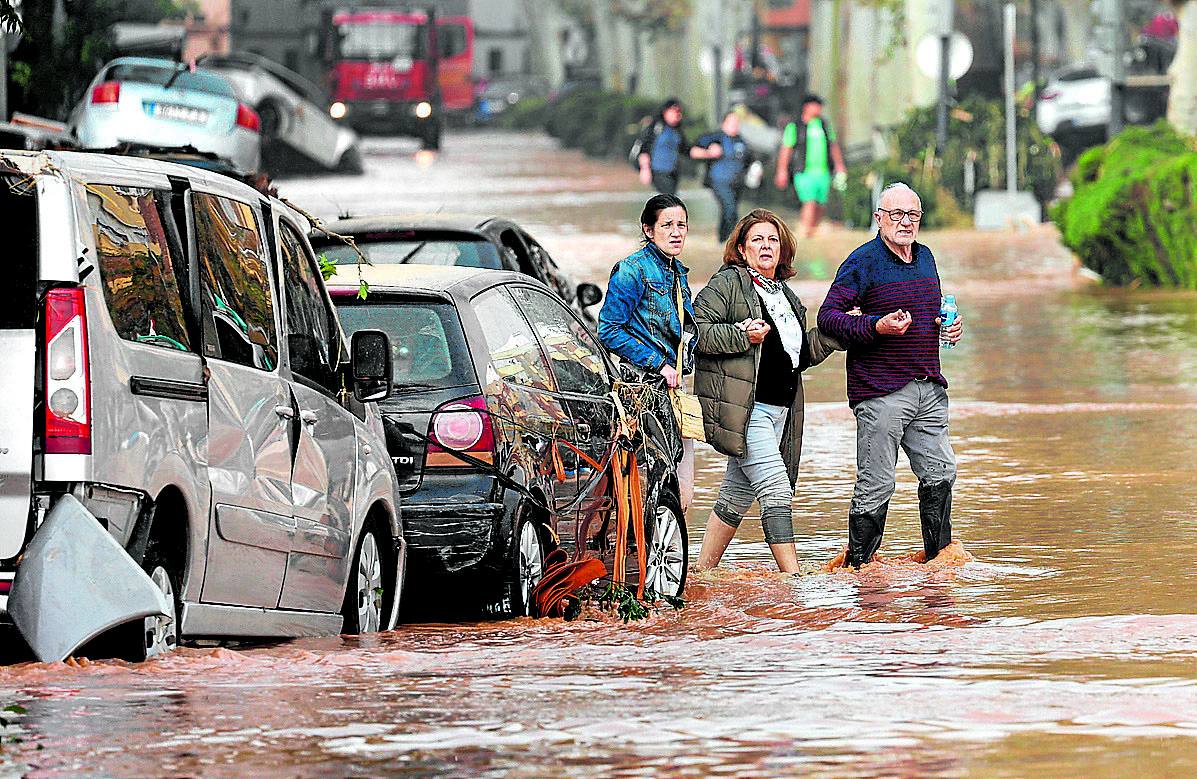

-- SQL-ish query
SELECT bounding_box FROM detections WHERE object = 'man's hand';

[745,319,771,344]
[639,165,652,186]
[660,364,681,388]
[936,312,964,344]
[875,310,911,335]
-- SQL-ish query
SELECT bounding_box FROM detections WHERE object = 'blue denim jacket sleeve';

[597,259,667,371]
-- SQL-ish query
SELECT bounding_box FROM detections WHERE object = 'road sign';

[915,31,973,81]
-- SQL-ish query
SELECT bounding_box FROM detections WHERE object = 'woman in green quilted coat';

[692,209,843,573]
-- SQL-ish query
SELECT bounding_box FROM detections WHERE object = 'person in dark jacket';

[692,110,757,243]
[816,183,964,568]
[692,209,842,573]
[636,98,690,195]
[597,193,697,510]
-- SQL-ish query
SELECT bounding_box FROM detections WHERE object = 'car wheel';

[123,538,181,662]
[421,120,443,151]
[645,492,688,598]
[258,102,285,140]
[509,511,545,617]
[337,145,364,174]
[342,527,384,634]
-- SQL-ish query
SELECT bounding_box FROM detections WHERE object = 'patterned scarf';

[747,267,804,368]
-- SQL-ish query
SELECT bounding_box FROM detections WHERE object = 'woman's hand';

[874,310,911,336]
[660,364,682,388]
[745,319,771,344]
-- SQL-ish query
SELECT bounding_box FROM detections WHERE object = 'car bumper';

[76,112,261,174]
[402,498,506,577]
[339,101,437,133]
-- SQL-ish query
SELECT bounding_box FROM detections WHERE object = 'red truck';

[322,5,473,150]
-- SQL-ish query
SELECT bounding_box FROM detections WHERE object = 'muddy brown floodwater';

[4,132,1197,777]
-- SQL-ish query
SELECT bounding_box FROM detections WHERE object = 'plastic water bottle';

[939,295,958,350]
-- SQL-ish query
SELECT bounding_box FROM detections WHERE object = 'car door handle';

[274,405,295,420]
[576,423,591,438]
[300,410,319,426]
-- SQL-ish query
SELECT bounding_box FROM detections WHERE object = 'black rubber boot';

[918,480,953,562]
[846,502,889,568]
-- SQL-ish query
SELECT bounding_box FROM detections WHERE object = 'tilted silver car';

[0,149,404,662]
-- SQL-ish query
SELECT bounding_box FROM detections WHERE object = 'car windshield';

[106,63,235,98]
[334,298,474,391]
[337,21,421,61]
[319,233,504,270]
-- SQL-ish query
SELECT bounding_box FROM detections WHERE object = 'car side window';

[472,287,555,392]
[438,23,467,58]
[498,229,534,276]
[279,221,343,396]
[85,184,192,353]
[508,286,609,395]
[192,193,279,371]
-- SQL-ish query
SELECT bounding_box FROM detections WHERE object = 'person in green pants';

[774,94,847,239]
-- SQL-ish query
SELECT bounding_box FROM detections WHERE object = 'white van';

[0,149,405,662]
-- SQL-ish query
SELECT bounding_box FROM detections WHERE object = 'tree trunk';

[1169,0,1197,135]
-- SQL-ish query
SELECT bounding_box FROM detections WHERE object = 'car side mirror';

[351,329,393,402]
[577,282,603,308]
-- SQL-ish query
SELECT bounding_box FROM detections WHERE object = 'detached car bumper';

[8,495,170,662]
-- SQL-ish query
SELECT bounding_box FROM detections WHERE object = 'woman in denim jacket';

[597,193,697,510]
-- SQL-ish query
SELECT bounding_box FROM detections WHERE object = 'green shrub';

[840,96,1061,228]
[500,97,549,129]
[1052,122,1197,287]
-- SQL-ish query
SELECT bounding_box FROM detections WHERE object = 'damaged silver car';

[0,149,405,662]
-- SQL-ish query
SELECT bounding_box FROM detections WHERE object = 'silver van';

[0,149,405,662]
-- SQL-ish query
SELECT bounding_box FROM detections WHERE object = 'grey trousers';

[712,402,796,544]
[851,379,957,514]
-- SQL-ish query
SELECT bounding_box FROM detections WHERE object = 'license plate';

[144,101,209,124]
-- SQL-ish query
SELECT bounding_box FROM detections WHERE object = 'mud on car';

[0,149,404,662]
[329,264,687,618]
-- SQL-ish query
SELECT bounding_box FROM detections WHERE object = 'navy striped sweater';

[817,234,946,406]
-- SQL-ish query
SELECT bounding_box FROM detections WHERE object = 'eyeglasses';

[876,208,923,223]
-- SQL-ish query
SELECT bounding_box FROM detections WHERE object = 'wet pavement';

[3,131,1197,776]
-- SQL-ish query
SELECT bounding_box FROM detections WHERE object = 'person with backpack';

[774,94,847,239]
[692,110,758,242]
[634,98,690,195]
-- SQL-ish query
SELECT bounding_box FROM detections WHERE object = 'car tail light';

[236,103,261,133]
[90,81,121,105]
[1039,89,1060,101]
[44,288,91,455]
[427,395,494,466]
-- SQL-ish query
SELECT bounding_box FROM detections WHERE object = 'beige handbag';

[669,279,706,441]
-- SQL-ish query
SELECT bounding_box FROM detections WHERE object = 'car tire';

[119,536,182,662]
[645,490,688,599]
[342,526,385,634]
[337,145,364,174]
[421,120,443,151]
[258,101,286,140]
[508,509,546,617]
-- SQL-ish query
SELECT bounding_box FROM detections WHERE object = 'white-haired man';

[817,183,964,568]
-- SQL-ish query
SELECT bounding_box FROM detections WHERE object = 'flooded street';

[4,131,1197,776]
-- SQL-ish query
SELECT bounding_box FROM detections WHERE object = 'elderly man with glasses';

[817,182,964,568]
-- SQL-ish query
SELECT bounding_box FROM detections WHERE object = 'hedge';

[840,95,1062,229]
[501,89,665,160]
[1051,122,1197,288]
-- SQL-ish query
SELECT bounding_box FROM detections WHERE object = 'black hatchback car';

[328,265,686,617]
[311,213,603,325]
